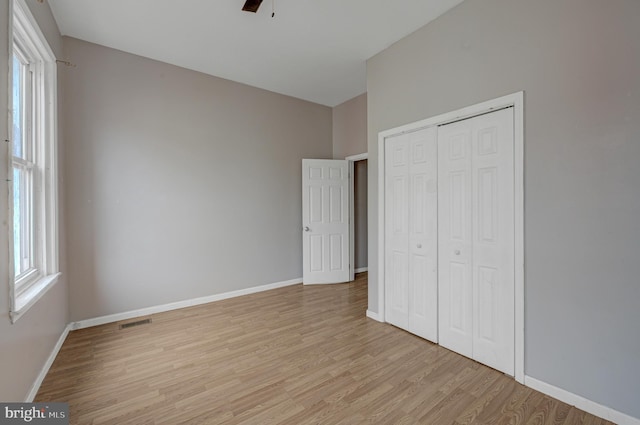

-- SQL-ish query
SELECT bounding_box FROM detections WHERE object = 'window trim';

[9,0,60,323]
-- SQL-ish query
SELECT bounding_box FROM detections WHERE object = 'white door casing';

[438,107,515,375]
[385,127,438,342]
[302,159,350,284]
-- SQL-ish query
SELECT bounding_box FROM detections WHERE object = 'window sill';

[11,273,62,323]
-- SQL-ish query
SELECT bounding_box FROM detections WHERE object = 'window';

[9,0,59,322]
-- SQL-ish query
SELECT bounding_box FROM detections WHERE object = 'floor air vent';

[119,318,152,329]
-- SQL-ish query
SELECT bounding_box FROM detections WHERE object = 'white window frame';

[8,0,60,323]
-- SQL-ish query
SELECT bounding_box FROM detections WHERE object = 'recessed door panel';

[392,251,408,310]
[449,262,467,332]
[477,167,498,243]
[450,171,467,241]
[393,176,407,234]
[310,235,323,272]
[329,167,342,180]
[329,234,344,271]
[310,186,323,224]
[329,185,343,223]
[477,266,498,342]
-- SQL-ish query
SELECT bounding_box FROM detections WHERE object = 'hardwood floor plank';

[470,378,523,424]
[35,273,615,425]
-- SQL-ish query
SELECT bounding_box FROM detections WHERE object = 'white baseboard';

[26,323,72,402]
[355,267,369,273]
[71,277,302,330]
[366,309,382,322]
[524,376,640,425]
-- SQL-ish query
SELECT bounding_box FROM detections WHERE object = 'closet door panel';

[438,122,473,358]
[408,128,438,342]
[472,108,515,375]
[385,135,410,329]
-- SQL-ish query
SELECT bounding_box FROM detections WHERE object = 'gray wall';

[332,93,367,158]
[367,0,640,419]
[333,93,368,270]
[0,0,68,401]
[63,38,333,321]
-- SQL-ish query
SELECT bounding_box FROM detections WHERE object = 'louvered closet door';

[385,127,438,342]
[438,108,515,375]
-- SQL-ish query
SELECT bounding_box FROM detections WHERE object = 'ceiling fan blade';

[242,0,263,13]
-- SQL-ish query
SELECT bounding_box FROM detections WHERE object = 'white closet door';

[407,128,438,342]
[437,121,474,358]
[385,128,438,342]
[472,108,514,375]
[385,134,410,330]
[438,108,515,375]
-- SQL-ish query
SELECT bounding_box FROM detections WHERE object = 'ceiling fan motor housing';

[242,0,263,13]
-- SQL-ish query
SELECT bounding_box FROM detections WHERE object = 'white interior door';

[438,108,515,375]
[385,128,438,342]
[302,159,350,284]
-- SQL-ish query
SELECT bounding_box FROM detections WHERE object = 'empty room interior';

[0,0,639,424]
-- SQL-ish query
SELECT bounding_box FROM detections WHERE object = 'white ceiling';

[48,0,464,107]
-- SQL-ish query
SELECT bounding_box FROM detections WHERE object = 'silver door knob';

[417,244,422,248]
[304,226,310,232]
[454,249,461,255]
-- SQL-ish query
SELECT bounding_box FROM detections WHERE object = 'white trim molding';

[355,267,368,273]
[525,376,640,425]
[10,0,60,323]
[366,309,382,322]
[345,153,368,161]
[377,91,525,383]
[26,323,71,402]
[11,273,61,323]
[71,277,303,330]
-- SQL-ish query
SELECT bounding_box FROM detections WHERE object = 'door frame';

[376,92,525,383]
[346,153,368,282]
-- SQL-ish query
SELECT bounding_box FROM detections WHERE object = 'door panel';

[407,128,438,342]
[438,123,473,358]
[438,107,515,376]
[385,136,410,329]
[302,159,350,284]
[471,108,514,375]
[385,128,438,342]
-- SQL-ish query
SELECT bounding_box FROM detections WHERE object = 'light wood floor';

[36,273,613,425]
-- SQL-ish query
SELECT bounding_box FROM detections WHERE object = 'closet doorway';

[377,92,524,382]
